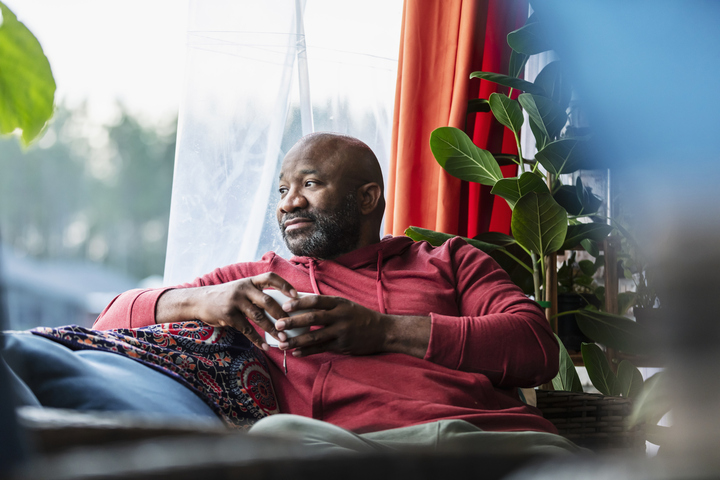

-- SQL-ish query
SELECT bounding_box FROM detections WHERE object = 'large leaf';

[430,127,503,186]
[467,98,491,114]
[474,232,516,247]
[0,2,56,145]
[552,334,584,392]
[560,223,613,251]
[507,20,553,55]
[404,226,500,253]
[535,138,591,175]
[491,172,548,210]
[575,310,653,355]
[470,71,546,96]
[489,93,524,135]
[518,93,568,150]
[629,372,671,428]
[533,61,572,112]
[508,49,529,78]
[511,192,568,257]
[553,183,603,216]
[616,360,644,399]
[581,343,619,396]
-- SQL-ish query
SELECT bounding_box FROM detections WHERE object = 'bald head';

[277,133,386,258]
[293,132,385,193]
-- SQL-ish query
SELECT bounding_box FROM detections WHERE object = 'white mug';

[262,289,314,347]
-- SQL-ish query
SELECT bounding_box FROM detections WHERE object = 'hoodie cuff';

[424,313,467,370]
[129,288,174,328]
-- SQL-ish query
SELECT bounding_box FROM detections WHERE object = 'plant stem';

[541,253,547,304]
[513,130,524,174]
[531,252,542,301]
[497,248,534,275]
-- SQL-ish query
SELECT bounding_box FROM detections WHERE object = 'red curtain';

[386,0,528,238]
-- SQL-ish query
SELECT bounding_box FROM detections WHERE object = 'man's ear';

[357,182,382,215]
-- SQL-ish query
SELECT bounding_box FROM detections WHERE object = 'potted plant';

[404,7,659,362]
[406,9,613,313]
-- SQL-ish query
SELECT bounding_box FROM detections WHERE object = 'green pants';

[248,414,585,456]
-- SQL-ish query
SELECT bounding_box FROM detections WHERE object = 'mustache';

[281,211,316,227]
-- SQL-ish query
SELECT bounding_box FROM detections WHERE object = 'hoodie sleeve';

[423,240,559,388]
[91,263,255,330]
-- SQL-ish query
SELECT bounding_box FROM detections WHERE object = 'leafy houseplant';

[406,11,613,309]
[405,7,659,377]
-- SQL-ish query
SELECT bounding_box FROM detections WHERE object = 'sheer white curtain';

[164,0,402,285]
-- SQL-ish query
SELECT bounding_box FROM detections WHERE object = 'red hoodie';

[94,236,559,434]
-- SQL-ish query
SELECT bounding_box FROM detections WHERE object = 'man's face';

[276,141,362,259]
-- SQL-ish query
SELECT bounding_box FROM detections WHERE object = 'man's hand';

[274,295,431,359]
[155,273,298,351]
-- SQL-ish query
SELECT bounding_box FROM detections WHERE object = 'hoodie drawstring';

[376,250,387,314]
[308,259,321,295]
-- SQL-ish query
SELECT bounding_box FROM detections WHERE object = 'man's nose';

[279,188,308,213]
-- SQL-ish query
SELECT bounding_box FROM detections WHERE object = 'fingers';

[275,309,333,332]
[279,325,336,354]
[251,272,298,299]
[243,288,286,333]
[281,294,344,314]
[222,316,269,351]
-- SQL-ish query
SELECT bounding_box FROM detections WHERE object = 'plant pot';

[557,293,599,352]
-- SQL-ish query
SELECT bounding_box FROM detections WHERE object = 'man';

[90,132,578,454]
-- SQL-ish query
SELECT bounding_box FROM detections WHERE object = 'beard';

[280,193,361,259]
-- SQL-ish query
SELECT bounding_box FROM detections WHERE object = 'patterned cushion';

[29,322,279,429]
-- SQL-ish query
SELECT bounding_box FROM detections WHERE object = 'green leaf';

[507,21,553,55]
[616,360,644,399]
[535,138,591,176]
[581,238,600,258]
[470,71,547,96]
[430,127,504,186]
[518,94,567,150]
[489,93,524,135]
[533,61,572,112]
[491,172,549,210]
[488,243,534,295]
[552,334,584,392]
[561,223,613,251]
[575,310,653,355]
[508,49,529,78]
[511,192,568,257]
[553,182,604,217]
[581,342,619,396]
[467,98,491,114]
[404,226,500,253]
[629,372,671,428]
[0,2,56,145]
[473,232,516,247]
[578,259,597,276]
[618,292,636,315]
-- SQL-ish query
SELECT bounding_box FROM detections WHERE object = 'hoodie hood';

[287,235,415,313]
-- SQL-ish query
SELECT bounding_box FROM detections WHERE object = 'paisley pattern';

[31,322,279,429]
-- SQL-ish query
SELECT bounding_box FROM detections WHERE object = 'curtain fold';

[386,0,527,238]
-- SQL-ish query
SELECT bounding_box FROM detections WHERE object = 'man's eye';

[305,181,317,187]
[279,187,288,195]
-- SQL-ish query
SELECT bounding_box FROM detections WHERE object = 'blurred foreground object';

[0,0,55,476]
[541,1,720,475]
[0,1,55,146]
